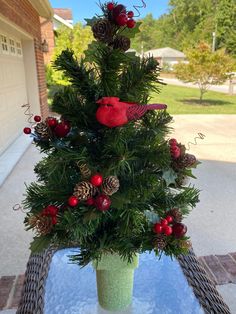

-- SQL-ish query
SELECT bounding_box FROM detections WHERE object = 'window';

[9,38,16,55]
[1,35,8,54]
[16,41,23,57]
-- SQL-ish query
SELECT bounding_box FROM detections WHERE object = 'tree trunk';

[199,89,204,103]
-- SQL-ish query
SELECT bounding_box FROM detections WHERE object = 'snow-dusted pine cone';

[102,176,120,195]
[77,162,91,179]
[113,35,130,51]
[92,19,113,43]
[34,122,50,139]
[181,153,197,168]
[73,181,98,200]
[179,239,192,250]
[28,214,53,235]
[166,208,183,223]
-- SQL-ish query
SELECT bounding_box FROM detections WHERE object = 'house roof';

[145,47,185,58]
[53,8,73,21]
[53,14,74,29]
[29,0,53,19]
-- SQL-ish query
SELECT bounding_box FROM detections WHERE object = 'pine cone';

[153,235,167,250]
[77,162,92,179]
[102,176,120,195]
[34,122,50,139]
[92,19,113,43]
[28,214,53,235]
[113,36,130,51]
[181,153,197,168]
[166,208,183,223]
[73,181,98,201]
[179,240,192,250]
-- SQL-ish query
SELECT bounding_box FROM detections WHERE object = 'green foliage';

[175,42,235,101]
[23,3,200,265]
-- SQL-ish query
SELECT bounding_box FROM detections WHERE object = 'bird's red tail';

[148,104,167,110]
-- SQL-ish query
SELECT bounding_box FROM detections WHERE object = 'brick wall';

[40,17,55,64]
[0,0,49,118]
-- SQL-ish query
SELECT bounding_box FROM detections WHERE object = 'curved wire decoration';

[13,203,29,213]
[186,133,206,150]
[133,0,147,17]
[22,103,35,127]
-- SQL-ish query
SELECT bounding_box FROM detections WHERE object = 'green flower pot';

[93,253,139,312]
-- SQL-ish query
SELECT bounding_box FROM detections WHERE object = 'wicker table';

[17,248,231,314]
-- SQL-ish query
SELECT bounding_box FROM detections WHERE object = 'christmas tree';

[23,2,199,266]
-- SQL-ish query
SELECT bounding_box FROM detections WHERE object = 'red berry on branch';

[47,117,58,128]
[160,219,168,227]
[153,223,163,234]
[116,13,128,26]
[95,194,111,211]
[51,216,57,225]
[34,115,41,122]
[68,196,79,207]
[166,215,173,223]
[86,198,95,206]
[127,19,136,28]
[107,2,115,10]
[23,127,31,135]
[90,173,103,187]
[171,146,181,159]
[169,138,178,146]
[172,223,187,238]
[127,11,134,18]
[47,205,59,216]
[54,122,71,138]
[163,225,173,236]
[113,4,126,18]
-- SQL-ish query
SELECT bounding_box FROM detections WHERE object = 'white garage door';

[0,32,28,154]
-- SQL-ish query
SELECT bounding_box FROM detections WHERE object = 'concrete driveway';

[0,115,236,312]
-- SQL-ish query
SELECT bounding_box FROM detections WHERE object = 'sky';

[50,0,170,24]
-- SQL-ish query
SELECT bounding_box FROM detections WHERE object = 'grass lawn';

[150,84,236,114]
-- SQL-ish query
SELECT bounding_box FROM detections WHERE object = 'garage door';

[0,32,28,154]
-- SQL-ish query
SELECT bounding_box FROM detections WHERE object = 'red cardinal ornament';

[96,97,167,128]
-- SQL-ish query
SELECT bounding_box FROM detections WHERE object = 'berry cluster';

[42,205,59,225]
[107,3,136,28]
[68,173,116,212]
[153,215,187,238]
[23,115,71,139]
[169,138,181,159]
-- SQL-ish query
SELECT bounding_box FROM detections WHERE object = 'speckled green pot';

[93,253,139,312]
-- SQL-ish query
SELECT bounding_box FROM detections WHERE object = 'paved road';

[163,77,236,95]
[0,115,236,313]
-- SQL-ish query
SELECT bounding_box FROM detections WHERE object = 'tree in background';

[175,42,235,102]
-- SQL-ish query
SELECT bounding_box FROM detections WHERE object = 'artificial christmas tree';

[22,2,200,311]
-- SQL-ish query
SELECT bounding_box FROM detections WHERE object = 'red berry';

[127,11,134,18]
[113,4,126,18]
[95,194,111,211]
[23,127,31,135]
[169,138,178,146]
[51,216,57,225]
[42,207,50,216]
[160,219,168,227]
[90,173,103,187]
[163,225,173,236]
[47,205,59,216]
[153,223,163,234]
[107,2,114,10]
[171,146,181,159]
[127,19,136,28]
[116,13,128,26]
[54,122,71,138]
[34,115,41,122]
[47,117,58,128]
[86,198,95,206]
[68,196,79,207]
[166,215,173,223]
[172,223,187,238]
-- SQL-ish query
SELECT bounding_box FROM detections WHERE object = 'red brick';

[0,276,15,310]
[202,255,230,285]
[9,275,25,309]
[216,254,236,283]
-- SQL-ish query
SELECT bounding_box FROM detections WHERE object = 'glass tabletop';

[44,249,204,314]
